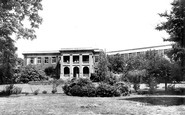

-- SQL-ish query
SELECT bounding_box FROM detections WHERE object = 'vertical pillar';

[34,57,37,65]
[79,54,83,78]
[27,57,30,65]
[70,54,73,79]
[89,54,93,76]
[60,55,64,78]
[24,56,27,66]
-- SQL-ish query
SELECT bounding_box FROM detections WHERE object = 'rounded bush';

[62,78,130,97]
[114,82,131,96]
[42,90,47,94]
[96,83,116,97]
[70,85,83,96]
[81,84,97,97]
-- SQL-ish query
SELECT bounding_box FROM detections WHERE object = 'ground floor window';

[52,57,57,64]
[37,57,41,64]
[64,67,70,75]
[30,57,34,64]
[83,66,89,74]
[45,57,49,63]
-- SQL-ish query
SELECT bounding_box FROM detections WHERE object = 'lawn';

[0,94,185,115]
[1,83,185,114]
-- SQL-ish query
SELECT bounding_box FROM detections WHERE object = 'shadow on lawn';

[120,96,185,106]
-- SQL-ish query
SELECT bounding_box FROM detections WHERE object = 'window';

[95,56,99,62]
[64,67,70,75]
[45,57,49,63]
[73,55,79,63]
[64,56,70,63]
[83,66,89,74]
[52,57,57,64]
[37,57,41,64]
[30,57,34,64]
[83,55,89,63]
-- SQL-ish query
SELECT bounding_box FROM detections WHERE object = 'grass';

[0,94,185,115]
[0,83,185,114]
[0,84,64,94]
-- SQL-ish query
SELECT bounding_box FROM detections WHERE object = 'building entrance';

[73,67,79,78]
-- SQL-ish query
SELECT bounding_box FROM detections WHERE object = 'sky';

[15,0,174,58]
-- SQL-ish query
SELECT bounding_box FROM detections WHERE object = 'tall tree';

[0,0,43,83]
[95,51,109,82]
[107,54,125,73]
[156,0,185,79]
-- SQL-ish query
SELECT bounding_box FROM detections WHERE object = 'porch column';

[34,57,37,65]
[70,54,73,79]
[60,55,64,78]
[79,54,83,78]
[89,54,93,76]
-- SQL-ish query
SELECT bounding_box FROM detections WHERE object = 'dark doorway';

[73,67,79,78]
[64,66,70,76]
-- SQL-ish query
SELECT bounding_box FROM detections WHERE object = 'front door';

[73,67,79,78]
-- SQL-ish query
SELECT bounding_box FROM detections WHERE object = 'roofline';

[22,48,102,55]
[22,51,60,55]
[106,44,172,54]
[59,48,101,51]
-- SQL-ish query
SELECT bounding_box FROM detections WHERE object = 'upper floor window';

[30,57,34,64]
[73,55,79,63]
[83,55,89,63]
[64,56,70,63]
[95,56,99,62]
[52,57,57,64]
[37,57,41,64]
[45,57,49,64]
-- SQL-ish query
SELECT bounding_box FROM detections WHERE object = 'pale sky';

[15,0,174,58]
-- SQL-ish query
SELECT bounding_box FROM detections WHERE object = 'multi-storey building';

[22,48,101,80]
[22,45,172,80]
[106,44,172,58]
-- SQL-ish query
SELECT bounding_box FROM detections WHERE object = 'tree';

[0,0,43,84]
[143,50,173,92]
[0,37,17,83]
[44,66,58,79]
[95,51,109,82]
[107,54,125,73]
[156,0,185,79]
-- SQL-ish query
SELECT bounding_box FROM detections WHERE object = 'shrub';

[96,83,116,97]
[63,78,130,97]
[0,84,14,96]
[76,78,92,86]
[82,84,97,97]
[24,92,29,96]
[70,85,83,96]
[33,89,39,95]
[90,73,99,82]
[44,66,55,78]
[63,82,72,95]
[114,82,131,96]
[63,78,96,97]
[42,90,47,94]
[11,87,22,94]
[0,84,22,96]
[18,65,45,83]
[52,89,57,94]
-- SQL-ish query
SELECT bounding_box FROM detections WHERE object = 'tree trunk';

[165,80,167,92]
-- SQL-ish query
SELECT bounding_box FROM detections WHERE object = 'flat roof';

[22,48,102,55]
[106,44,172,54]
[60,47,101,51]
[22,50,60,55]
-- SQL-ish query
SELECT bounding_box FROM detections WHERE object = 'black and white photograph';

[1,0,185,114]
